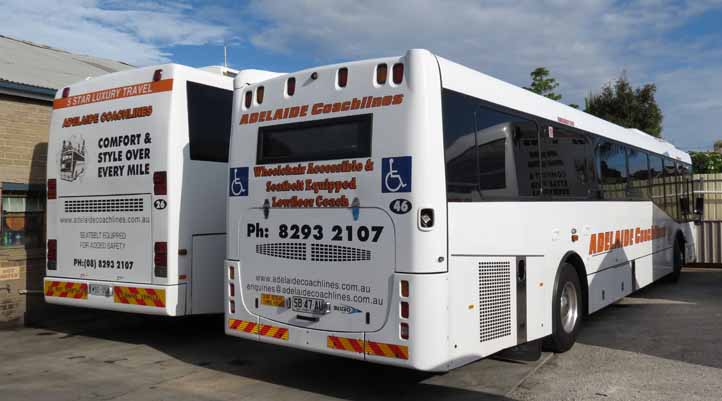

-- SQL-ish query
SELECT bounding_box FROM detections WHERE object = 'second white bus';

[224,49,697,370]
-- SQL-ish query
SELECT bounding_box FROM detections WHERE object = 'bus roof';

[436,54,690,164]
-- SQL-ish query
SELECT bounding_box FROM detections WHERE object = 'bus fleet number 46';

[247,223,383,242]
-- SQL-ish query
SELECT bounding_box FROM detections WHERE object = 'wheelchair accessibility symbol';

[381,156,411,193]
[229,167,249,197]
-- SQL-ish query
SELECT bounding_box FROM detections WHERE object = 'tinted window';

[597,141,627,200]
[187,82,233,162]
[541,127,595,199]
[627,148,649,199]
[664,158,678,219]
[257,114,372,164]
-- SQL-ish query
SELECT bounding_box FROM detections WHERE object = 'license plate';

[90,284,112,297]
[291,296,329,315]
[261,293,286,307]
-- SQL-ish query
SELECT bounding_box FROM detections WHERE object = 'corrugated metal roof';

[0,35,134,92]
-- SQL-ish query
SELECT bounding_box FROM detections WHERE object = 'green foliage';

[584,72,663,137]
[714,140,722,153]
[524,67,563,101]
[690,151,722,173]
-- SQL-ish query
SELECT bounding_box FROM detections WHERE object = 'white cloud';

[0,0,228,65]
[244,0,722,150]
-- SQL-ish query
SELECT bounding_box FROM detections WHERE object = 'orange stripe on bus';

[53,79,173,109]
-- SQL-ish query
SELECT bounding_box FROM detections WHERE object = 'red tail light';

[256,86,264,104]
[401,301,409,318]
[287,77,296,96]
[376,64,388,84]
[62,87,70,98]
[244,90,252,108]
[400,280,409,298]
[47,179,57,200]
[338,67,348,87]
[47,239,57,270]
[392,63,404,84]
[154,241,167,267]
[153,171,167,195]
[400,323,409,340]
[153,69,162,82]
[229,265,235,280]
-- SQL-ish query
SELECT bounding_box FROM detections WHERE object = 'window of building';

[187,81,234,162]
[1,184,45,248]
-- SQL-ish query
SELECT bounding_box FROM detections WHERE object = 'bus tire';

[669,239,683,283]
[544,263,582,353]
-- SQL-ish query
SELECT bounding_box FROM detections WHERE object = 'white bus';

[224,49,698,370]
[46,64,281,316]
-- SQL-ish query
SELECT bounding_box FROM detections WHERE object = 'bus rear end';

[45,65,220,316]
[225,50,451,370]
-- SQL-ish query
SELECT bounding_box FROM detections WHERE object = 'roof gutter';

[0,80,55,102]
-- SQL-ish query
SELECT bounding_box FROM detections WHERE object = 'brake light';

[256,86,264,104]
[47,179,57,200]
[401,301,409,318]
[153,69,162,82]
[400,322,409,340]
[376,64,388,85]
[47,239,57,270]
[287,77,296,96]
[244,90,252,108]
[154,241,167,267]
[153,171,167,195]
[392,63,404,84]
[229,300,236,313]
[338,67,348,88]
[400,280,409,298]
[62,87,70,98]
[229,283,235,297]
[229,265,235,280]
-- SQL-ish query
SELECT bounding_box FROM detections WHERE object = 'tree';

[714,140,722,153]
[524,67,562,101]
[584,72,663,137]
[690,151,722,173]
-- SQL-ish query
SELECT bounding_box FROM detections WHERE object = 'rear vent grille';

[479,260,512,343]
[256,243,306,260]
[311,244,371,262]
[64,198,143,213]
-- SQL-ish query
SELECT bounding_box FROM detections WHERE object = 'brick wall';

[0,93,51,327]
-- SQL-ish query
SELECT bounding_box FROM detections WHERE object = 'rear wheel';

[670,238,683,283]
[544,263,583,353]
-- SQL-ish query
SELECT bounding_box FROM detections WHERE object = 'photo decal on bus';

[59,135,87,182]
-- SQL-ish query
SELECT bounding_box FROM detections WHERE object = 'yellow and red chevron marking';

[113,286,165,307]
[44,281,87,299]
[327,336,364,353]
[228,319,259,334]
[258,324,289,340]
[365,341,409,360]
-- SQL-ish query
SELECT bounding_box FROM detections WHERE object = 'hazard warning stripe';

[53,79,174,109]
[113,286,166,307]
[365,341,409,360]
[44,281,87,300]
[227,319,289,340]
[327,336,364,353]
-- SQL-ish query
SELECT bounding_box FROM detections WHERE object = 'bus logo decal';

[229,167,249,197]
[381,156,411,193]
[59,136,87,182]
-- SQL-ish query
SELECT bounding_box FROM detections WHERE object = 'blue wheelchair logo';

[381,156,411,193]
[229,167,249,197]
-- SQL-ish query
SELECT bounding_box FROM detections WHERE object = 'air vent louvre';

[256,243,306,260]
[311,244,370,262]
[64,198,143,213]
[479,260,512,342]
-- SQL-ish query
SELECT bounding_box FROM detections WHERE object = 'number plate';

[90,284,112,297]
[291,296,329,315]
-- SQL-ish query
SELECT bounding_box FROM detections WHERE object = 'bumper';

[43,277,186,316]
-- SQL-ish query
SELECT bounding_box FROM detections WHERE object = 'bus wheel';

[544,263,582,353]
[670,239,683,283]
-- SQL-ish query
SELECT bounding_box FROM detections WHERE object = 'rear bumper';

[43,277,186,316]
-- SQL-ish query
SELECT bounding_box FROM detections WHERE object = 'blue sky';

[3,0,722,151]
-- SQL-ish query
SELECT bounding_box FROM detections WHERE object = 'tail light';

[400,280,409,297]
[62,87,70,98]
[154,241,168,277]
[47,239,57,270]
[153,171,167,195]
[400,301,409,318]
[244,90,252,108]
[256,86,264,104]
[47,179,57,200]
[229,300,236,313]
[376,64,388,84]
[229,283,235,297]
[229,265,235,280]
[338,67,348,88]
[286,77,296,96]
[392,63,404,84]
[400,323,409,340]
[153,69,162,82]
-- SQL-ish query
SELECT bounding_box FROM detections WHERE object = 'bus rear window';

[257,114,372,164]
[187,81,233,163]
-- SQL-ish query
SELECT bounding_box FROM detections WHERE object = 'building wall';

[0,93,50,327]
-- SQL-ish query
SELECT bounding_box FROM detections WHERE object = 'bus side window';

[187,81,234,163]
[627,147,650,200]
[596,141,628,200]
[540,126,595,199]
